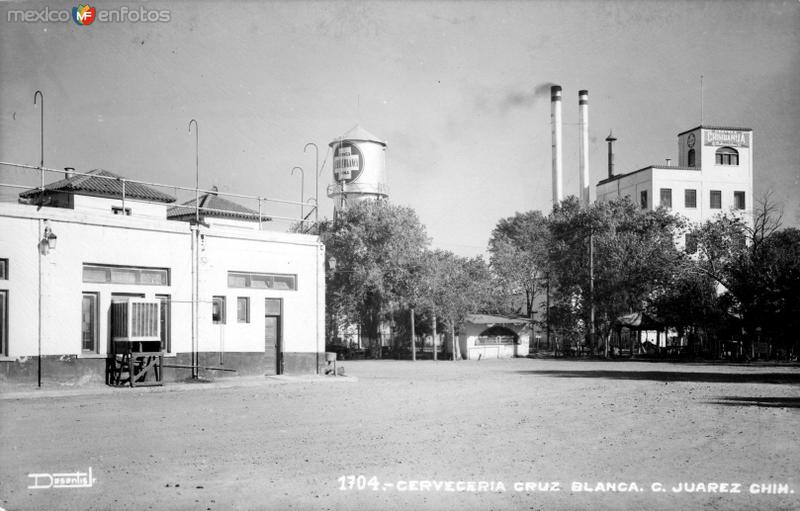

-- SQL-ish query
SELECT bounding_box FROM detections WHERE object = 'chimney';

[605,131,617,178]
[64,167,75,179]
[578,90,589,205]
[551,85,563,205]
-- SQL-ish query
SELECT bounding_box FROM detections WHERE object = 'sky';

[1,0,798,257]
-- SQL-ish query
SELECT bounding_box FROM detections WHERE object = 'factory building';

[596,126,754,231]
[0,169,325,385]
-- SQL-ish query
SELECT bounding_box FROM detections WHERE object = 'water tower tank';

[327,125,388,209]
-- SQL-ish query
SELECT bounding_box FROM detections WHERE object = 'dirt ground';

[1,358,798,511]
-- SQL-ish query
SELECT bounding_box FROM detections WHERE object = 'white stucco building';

[596,126,754,236]
[457,314,531,360]
[0,169,325,384]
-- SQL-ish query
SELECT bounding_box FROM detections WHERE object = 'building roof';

[328,124,387,147]
[676,125,753,137]
[463,314,530,326]
[596,164,700,186]
[18,169,176,203]
[167,192,271,222]
[615,312,663,329]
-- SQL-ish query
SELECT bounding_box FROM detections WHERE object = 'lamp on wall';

[43,223,57,251]
[328,256,337,272]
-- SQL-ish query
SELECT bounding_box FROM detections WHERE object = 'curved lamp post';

[304,142,319,224]
[291,166,304,221]
[34,90,44,388]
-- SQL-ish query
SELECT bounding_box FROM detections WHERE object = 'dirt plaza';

[1,358,798,511]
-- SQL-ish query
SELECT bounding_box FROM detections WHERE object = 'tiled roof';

[167,193,271,222]
[18,169,176,203]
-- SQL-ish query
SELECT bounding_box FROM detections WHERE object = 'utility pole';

[410,308,416,361]
[432,313,437,361]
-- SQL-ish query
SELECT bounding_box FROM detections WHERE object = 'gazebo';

[612,312,667,355]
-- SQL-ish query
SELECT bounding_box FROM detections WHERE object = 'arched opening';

[476,325,519,345]
[687,148,696,167]
[715,146,739,165]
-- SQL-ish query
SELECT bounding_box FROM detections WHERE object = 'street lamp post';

[304,143,319,224]
[188,119,199,380]
[291,166,304,222]
[34,90,44,388]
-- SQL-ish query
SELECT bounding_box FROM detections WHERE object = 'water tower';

[327,125,388,211]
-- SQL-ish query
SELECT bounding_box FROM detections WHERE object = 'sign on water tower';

[327,125,389,206]
[333,142,363,183]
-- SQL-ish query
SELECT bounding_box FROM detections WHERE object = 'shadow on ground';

[705,396,800,408]
[520,369,800,384]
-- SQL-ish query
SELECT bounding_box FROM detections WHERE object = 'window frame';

[0,289,7,356]
[710,190,722,209]
[227,271,297,291]
[715,146,739,166]
[237,296,250,324]
[212,295,226,324]
[156,294,171,352]
[640,190,648,209]
[0,258,7,280]
[81,292,99,353]
[82,264,170,286]
[659,188,672,209]
[687,148,696,167]
[733,191,746,210]
[684,189,697,209]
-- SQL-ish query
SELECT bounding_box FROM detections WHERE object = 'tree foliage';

[547,196,683,347]
[488,210,550,317]
[321,201,429,342]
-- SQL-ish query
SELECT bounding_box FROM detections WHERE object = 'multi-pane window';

[0,290,7,356]
[685,189,697,208]
[710,190,722,209]
[237,297,250,323]
[83,264,169,286]
[734,191,746,210]
[81,293,98,352]
[0,259,7,280]
[659,188,672,208]
[715,147,739,165]
[228,271,297,291]
[640,190,648,209]
[212,296,226,324]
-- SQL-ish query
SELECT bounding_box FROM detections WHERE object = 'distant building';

[457,314,531,360]
[596,125,754,243]
[0,169,325,384]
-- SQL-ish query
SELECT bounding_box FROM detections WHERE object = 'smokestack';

[64,167,75,179]
[578,90,589,205]
[551,85,563,205]
[605,131,617,178]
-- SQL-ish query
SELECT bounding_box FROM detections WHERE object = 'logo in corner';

[72,4,96,25]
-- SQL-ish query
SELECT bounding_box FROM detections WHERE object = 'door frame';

[265,298,283,375]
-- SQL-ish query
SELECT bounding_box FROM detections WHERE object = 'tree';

[488,210,550,318]
[547,196,683,351]
[691,196,799,356]
[322,201,429,350]
[418,250,494,359]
